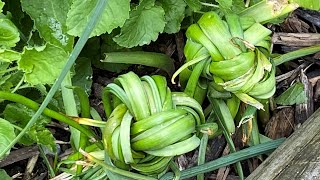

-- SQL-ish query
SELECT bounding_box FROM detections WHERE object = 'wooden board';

[247,108,320,180]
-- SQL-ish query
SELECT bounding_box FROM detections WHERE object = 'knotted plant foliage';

[102,72,204,176]
[173,11,276,111]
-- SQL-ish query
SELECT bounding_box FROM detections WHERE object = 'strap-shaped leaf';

[145,135,200,156]
[116,72,150,120]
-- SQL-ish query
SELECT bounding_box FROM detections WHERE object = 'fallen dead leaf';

[265,107,294,139]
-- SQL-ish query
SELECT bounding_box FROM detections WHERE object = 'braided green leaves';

[176,11,276,110]
[102,72,203,175]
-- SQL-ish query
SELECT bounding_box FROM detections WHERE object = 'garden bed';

[0,0,319,180]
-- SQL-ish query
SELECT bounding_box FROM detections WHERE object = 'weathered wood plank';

[272,33,320,47]
[246,108,320,180]
[276,132,320,179]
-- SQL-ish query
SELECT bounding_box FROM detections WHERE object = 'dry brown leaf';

[265,107,294,139]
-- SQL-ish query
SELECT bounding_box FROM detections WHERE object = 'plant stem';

[200,2,219,8]
[0,66,18,74]
[11,76,25,93]
[0,91,97,141]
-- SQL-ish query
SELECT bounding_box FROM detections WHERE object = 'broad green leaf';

[28,126,56,152]
[216,0,232,9]
[3,0,32,44]
[0,71,23,91]
[274,82,307,105]
[0,118,16,159]
[72,57,93,93]
[18,44,68,85]
[3,103,56,152]
[158,0,186,33]
[216,0,246,14]
[0,169,11,180]
[0,18,20,48]
[184,0,201,11]
[27,29,46,47]
[4,103,50,127]
[232,0,246,13]
[0,75,11,91]
[21,0,74,51]
[113,2,166,48]
[0,169,12,180]
[290,0,320,10]
[0,62,9,71]
[67,0,130,38]
[0,49,20,62]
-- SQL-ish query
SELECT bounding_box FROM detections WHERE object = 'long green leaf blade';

[160,138,285,180]
[102,52,175,76]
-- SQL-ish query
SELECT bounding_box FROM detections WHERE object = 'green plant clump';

[102,71,205,177]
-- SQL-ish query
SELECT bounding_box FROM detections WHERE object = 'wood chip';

[216,145,230,180]
[175,31,185,63]
[265,107,294,139]
[272,33,320,47]
[23,154,39,180]
[0,146,39,168]
[296,9,320,28]
[315,80,320,102]
[295,70,314,124]
[280,14,310,33]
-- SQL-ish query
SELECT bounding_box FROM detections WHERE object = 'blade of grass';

[38,145,55,178]
[197,134,208,180]
[274,44,320,66]
[220,123,244,180]
[0,0,107,158]
[69,85,90,174]
[169,161,181,180]
[160,138,285,180]
[208,97,243,179]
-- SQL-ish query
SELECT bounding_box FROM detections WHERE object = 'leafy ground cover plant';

[0,0,319,179]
